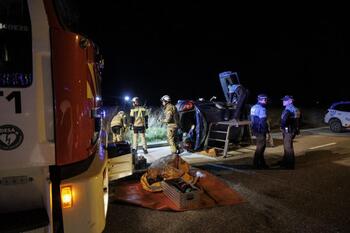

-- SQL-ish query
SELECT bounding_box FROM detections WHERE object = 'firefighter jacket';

[111,111,127,128]
[281,104,301,135]
[162,103,179,127]
[250,103,269,135]
[130,106,148,127]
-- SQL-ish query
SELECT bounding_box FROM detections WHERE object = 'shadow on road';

[104,145,350,233]
[196,146,350,174]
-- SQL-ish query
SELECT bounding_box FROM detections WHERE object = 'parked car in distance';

[324,101,350,132]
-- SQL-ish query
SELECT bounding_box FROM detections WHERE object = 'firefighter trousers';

[132,126,147,151]
[112,126,125,142]
[167,125,178,154]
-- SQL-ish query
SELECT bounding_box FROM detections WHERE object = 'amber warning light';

[61,186,73,208]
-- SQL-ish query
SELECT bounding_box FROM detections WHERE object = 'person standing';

[266,120,274,147]
[130,97,148,155]
[250,94,269,169]
[110,110,127,143]
[278,95,301,169]
[160,95,181,154]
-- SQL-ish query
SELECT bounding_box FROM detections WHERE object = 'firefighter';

[130,97,148,155]
[110,110,127,143]
[250,94,269,169]
[160,95,181,154]
[277,95,301,169]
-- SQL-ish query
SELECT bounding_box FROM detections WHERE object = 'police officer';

[250,94,269,169]
[130,97,148,155]
[110,110,127,143]
[278,95,301,169]
[160,95,181,154]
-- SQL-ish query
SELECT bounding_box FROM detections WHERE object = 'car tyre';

[329,118,342,133]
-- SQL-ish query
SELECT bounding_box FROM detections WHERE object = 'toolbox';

[161,178,202,209]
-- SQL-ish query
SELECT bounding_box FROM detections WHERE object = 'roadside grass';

[105,106,167,143]
[134,108,167,143]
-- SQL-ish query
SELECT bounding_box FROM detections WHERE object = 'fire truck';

[0,0,132,232]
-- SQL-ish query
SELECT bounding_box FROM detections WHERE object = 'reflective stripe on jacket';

[111,112,127,128]
[130,106,148,127]
[250,103,268,135]
[162,103,179,127]
[281,104,301,134]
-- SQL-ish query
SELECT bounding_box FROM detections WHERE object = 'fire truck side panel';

[1,0,108,232]
[61,146,108,233]
[50,29,96,165]
[0,1,54,232]
[43,1,108,232]
[0,0,55,170]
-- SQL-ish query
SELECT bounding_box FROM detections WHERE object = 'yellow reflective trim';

[88,63,97,93]
[35,53,46,142]
[87,82,93,99]
[137,109,143,118]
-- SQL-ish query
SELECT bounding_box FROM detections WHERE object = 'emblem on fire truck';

[0,125,24,150]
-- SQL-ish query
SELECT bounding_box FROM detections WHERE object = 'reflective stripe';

[163,103,178,124]
[111,113,126,127]
[284,104,300,119]
[130,107,148,126]
[250,104,267,119]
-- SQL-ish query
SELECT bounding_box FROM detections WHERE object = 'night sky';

[74,2,349,107]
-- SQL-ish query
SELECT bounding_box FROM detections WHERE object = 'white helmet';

[160,95,171,102]
[131,96,139,103]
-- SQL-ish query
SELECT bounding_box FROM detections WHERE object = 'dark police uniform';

[280,103,301,169]
[250,102,269,168]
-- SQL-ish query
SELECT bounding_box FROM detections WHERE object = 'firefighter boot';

[131,148,137,156]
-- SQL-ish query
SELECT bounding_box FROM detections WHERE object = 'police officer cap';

[281,95,293,101]
[257,94,268,100]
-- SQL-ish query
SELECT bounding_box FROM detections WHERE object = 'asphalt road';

[104,127,350,233]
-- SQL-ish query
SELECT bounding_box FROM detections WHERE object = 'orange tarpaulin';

[111,170,245,211]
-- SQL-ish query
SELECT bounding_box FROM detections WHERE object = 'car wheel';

[329,119,342,133]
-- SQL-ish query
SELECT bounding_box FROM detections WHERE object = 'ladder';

[204,120,251,158]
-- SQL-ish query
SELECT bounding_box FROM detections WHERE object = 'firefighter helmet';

[160,95,171,102]
[132,97,139,103]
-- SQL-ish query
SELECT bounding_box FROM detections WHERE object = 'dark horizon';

[72,2,349,107]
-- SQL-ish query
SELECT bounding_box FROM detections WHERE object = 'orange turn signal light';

[61,186,73,208]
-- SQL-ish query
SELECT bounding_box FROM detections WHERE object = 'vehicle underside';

[176,71,252,153]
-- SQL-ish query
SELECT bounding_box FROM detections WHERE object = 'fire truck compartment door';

[108,153,133,181]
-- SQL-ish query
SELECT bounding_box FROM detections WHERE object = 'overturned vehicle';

[176,71,252,155]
